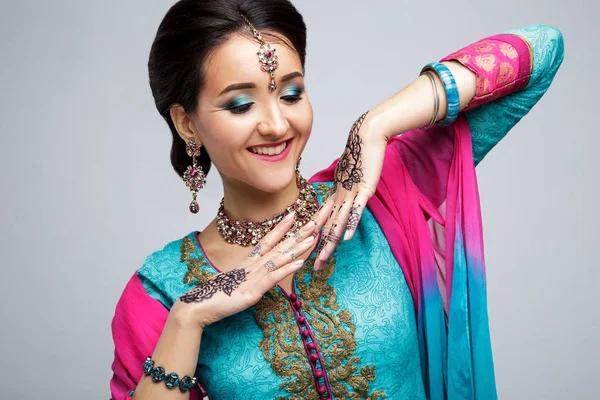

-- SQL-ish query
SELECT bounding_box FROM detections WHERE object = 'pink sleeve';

[390,32,533,208]
[110,272,205,399]
[440,33,532,111]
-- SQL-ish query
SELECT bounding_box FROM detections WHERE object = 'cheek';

[197,115,251,167]
[291,100,314,141]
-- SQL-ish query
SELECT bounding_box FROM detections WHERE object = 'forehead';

[202,33,302,96]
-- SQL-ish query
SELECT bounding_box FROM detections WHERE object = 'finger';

[274,235,316,265]
[246,211,296,259]
[314,196,354,270]
[260,235,316,273]
[343,191,369,241]
[314,220,346,271]
[309,196,336,234]
[264,258,305,286]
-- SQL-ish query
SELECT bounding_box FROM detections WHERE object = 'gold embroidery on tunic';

[497,62,515,86]
[474,54,497,72]
[180,236,213,286]
[179,235,386,399]
[477,75,491,95]
[455,53,472,64]
[316,183,333,203]
[472,42,496,52]
[499,42,518,59]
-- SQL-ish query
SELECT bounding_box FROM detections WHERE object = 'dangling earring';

[183,138,206,214]
[295,156,302,175]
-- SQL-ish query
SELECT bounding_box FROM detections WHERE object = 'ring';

[293,230,302,243]
[284,246,297,261]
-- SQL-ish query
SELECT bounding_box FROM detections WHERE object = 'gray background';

[0,0,597,398]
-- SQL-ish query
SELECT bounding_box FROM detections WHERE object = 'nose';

[256,103,289,139]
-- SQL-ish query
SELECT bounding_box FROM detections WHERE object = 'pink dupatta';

[310,115,497,399]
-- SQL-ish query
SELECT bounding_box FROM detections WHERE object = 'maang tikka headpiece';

[240,14,279,92]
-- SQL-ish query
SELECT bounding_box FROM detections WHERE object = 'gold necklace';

[216,174,318,247]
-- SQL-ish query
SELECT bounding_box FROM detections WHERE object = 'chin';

[239,160,296,194]
[253,169,297,194]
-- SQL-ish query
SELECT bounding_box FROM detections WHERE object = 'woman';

[109,0,564,398]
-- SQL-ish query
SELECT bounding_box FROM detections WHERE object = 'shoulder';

[135,232,201,308]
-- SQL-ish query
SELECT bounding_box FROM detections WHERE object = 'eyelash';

[227,88,305,115]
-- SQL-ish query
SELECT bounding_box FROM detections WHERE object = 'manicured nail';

[302,236,315,244]
[293,259,305,266]
[302,220,316,231]
[284,212,295,222]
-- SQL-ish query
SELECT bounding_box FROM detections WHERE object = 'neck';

[220,175,300,222]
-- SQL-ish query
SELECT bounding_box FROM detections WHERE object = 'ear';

[170,104,202,146]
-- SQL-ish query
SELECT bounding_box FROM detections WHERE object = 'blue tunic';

[138,182,426,399]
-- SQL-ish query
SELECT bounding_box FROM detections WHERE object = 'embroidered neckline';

[179,188,387,399]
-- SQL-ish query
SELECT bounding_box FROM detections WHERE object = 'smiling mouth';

[248,139,292,156]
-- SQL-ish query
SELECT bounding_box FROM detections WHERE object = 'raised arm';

[311,24,565,264]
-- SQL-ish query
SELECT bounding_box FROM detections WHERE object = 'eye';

[280,86,305,104]
[281,95,302,104]
[228,102,254,114]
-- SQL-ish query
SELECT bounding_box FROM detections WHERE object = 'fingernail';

[293,259,305,266]
[284,212,295,222]
[302,236,315,244]
[302,220,316,232]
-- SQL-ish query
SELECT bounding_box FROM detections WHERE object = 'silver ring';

[289,247,296,261]
[293,230,302,243]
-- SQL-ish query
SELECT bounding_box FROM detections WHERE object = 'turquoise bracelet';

[421,62,460,127]
[142,356,197,392]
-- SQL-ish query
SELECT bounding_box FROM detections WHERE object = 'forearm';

[132,304,203,400]
[369,61,476,141]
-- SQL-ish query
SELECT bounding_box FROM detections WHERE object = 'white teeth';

[250,142,287,155]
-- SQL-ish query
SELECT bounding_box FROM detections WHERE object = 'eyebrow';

[218,72,303,96]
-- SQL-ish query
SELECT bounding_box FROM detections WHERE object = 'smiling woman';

[168,33,313,197]
[109,0,564,399]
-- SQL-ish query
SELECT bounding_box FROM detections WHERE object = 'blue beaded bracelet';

[420,62,460,127]
[143,356,197,392]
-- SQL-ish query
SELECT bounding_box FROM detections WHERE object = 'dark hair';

[148,0,307,178]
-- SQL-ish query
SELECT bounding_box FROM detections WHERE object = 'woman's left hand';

[314,111,389,271]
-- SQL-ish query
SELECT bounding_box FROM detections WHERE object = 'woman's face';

[191,33,313,193]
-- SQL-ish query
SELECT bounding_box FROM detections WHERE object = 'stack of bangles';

[419,62,460,128]
[142,356,198,392]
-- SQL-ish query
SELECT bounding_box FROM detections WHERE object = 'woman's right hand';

[171,208,330,329]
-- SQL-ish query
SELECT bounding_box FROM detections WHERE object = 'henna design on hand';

[335,112,368,191]
[325,224,341,245]
[316,223,341,259]
[179,268,247,303]
[316,238,326,256]
[263,260,277,272]
[248,243,262,258]
[347,205,360,231]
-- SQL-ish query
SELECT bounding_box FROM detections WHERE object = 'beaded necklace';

[216,174,318,247]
